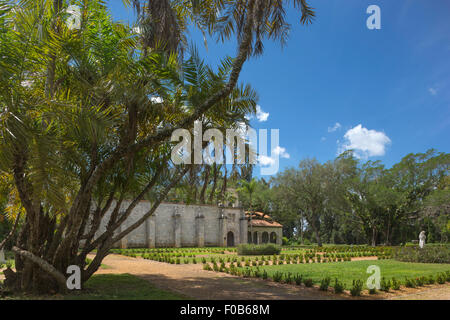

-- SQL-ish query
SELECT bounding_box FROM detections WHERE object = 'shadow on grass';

[65,273,188,300]
[1,274,188,300]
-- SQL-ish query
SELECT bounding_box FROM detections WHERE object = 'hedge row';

[237,244,281,256]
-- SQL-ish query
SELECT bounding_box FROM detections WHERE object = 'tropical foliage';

[0,0,314,294]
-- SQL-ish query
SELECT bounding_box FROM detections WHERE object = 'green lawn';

[1,274,188,300]
[246,259,450,288]
[65,274,188,300]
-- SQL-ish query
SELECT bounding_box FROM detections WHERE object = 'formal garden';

[0,0,448,303]
[94,243,450,298]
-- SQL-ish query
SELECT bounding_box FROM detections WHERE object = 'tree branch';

[0,211,22,250]
[12,246,67,293]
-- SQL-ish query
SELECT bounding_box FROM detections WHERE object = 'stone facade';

[246,211,283,246]
[95,201,249,248]
[248,226,282,246]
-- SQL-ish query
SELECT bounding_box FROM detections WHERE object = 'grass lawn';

[65,273,188,300]
[1,274,188,300]
[249,259,450,288]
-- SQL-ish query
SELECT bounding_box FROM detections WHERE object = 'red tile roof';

[245,211,283,227]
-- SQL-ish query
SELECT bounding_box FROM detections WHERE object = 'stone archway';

[227,231,235,247]
[270,232,277,244]
[253,231,258,244]
[262,232,269,243]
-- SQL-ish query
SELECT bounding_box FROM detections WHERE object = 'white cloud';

[257,145,289,167]
[255,105,269,122]
[258,155,275,166]
[428,87,437,95]
[272,146,290,159]
[328,122,342,133]
[150,96,163,103]
[338,124,391,159]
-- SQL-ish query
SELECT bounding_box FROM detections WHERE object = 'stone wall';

[248,226,282,246]
[94,201,247,248]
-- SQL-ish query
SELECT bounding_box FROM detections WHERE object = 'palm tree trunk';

[209,164,218,203]
[199,165,210,204]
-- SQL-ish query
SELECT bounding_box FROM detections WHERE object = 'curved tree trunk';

[4,0,258,295]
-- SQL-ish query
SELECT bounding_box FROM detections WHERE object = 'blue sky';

[107,0,450,174]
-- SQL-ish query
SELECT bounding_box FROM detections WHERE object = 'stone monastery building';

[96,201,283,248]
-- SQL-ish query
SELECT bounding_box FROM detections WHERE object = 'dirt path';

[387,283,450,300]
[90,254,343,300]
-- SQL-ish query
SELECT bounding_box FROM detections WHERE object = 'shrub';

[303,278,313,287]
[242,268,252,278]
[262,270,268,280]
[333,278,345,294]
[405,277,416,288]
[284,272,293,284]
[319,277,331,291]
[380,277,391,292]
[437,273,446,284]
[203,263,212,271]
[393,246,450,264]
[392,278,401,290]
[237,244,281,256]
[368,288,377,294]
[293,274,303,285]
[426,275,435,285]
[416,276,425,286]
[282,236,289,245]
[272,271,283,282]
[350,280,363,296]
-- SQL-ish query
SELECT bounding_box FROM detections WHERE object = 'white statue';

[419,231,426,249]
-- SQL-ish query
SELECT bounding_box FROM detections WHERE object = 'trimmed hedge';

[237,244,281,256]
[393,245,450,264]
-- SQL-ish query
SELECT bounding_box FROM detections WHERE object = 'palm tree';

[0,0,314,294]
[238,178,258,242]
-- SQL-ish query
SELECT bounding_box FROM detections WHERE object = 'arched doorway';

[227,231,235,247]
[253,231,258,244]
[248,232,252,243]
[262,232,269,243]
[270,232,277,244]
